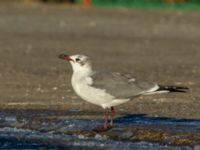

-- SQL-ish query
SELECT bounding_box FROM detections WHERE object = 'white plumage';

[59,54,189,131]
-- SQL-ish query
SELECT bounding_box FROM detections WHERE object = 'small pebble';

[78,134,85,139]
[53,87,58,90]
[95,134,102,140]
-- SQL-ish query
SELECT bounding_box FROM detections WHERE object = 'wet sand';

[0,109,199,149]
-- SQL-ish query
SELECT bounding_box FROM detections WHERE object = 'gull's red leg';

[93,108,112,132]
[110,106,115,127]
[104,108,109,129]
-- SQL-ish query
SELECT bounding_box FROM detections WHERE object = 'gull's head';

[59,54,92,74]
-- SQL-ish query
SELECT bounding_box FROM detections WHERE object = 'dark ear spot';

[75,58,80,62]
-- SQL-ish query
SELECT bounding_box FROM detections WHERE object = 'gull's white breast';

[71,76,114,106]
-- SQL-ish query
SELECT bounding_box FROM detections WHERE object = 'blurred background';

[0,0,199,116]
[1,0,200,9]
[0,0,200,148]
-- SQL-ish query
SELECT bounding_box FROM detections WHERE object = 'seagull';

[59,54,189,132]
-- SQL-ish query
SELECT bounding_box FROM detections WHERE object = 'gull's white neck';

[72,64,93,78]
[71,63,93,98]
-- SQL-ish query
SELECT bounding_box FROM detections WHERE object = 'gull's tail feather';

[157,85,189,93]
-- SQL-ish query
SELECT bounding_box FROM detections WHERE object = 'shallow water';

[0,110,199,149]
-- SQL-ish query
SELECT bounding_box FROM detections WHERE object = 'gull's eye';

[75,58,80,62]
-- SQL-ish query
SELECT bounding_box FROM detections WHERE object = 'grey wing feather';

[90,71,157,99]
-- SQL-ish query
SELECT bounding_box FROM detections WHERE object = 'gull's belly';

[72,83,114,106]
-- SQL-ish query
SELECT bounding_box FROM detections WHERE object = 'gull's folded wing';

[89,71,158,99]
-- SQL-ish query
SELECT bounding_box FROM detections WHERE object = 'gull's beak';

[58,54,73,62]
